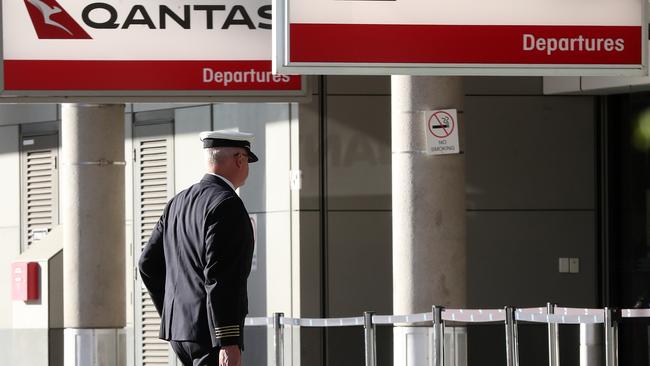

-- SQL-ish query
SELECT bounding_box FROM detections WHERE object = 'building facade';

[0,75,647,365]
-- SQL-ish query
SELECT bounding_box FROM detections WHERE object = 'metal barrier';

[243,304,650,366]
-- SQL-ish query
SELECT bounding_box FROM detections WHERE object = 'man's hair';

[205,147,240,165]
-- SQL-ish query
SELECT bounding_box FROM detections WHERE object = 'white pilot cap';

[199,129,258,163]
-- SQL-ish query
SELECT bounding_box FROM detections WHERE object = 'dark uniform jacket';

[138,174,254,349]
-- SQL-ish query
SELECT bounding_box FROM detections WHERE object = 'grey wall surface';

[0,125,20,329]
[10,329,50,366]
[326,79,393,366]
[174,105,212,192]
[0,115,64,366]
[297,76,394,366]
[0,124,21,365]
[0,105,57,126]
[296,94,323,366]
[464,95,597,308]
[464,86,596,366]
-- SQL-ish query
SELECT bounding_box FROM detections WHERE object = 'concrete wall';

[0,124,22,364]
[0,105,57,126]
[0,125,21,328]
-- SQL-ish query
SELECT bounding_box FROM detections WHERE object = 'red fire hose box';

[11,262,39,301]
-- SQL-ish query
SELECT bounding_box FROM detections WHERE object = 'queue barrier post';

[432,305,445,366]
[274,312,284,366]
[505,306,520,366]
[604,308,619,366]
[364,311,377,366]
[547,303,560,366]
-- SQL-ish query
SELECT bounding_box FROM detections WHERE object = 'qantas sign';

[23,0,271,39]
[3,0,304,95]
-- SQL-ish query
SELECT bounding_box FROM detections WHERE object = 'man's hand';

[219,345,241,366]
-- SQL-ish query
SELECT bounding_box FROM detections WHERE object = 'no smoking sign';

[424,109,460,155]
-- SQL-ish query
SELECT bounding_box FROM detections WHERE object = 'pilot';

[139,130,257,366]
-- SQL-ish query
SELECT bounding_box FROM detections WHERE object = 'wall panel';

[326,96,391,211]
[0,125,20,227]
[174,106,211,192]
[0,105,57,126]
[465,96,595,210]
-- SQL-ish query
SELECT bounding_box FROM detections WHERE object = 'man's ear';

[234,155,243,168]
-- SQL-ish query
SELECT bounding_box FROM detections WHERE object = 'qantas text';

[81,3,272,29]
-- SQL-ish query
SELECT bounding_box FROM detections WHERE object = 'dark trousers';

[170,340,220,366]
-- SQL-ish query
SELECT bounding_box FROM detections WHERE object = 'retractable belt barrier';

[244,303,650,366]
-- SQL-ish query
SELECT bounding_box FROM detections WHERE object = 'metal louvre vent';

[25,150,55,246]
[137,137,172,366]
[21,133,59,252]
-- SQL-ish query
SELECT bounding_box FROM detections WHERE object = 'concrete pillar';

[61,104,126,366]
[391,76,467,365]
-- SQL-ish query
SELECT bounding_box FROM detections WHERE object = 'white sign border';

[273,0,649,77]
[0,1,309,102]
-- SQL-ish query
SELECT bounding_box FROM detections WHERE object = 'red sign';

[276,0,646,76]
[290,24,642,65]
[4,61,301,91]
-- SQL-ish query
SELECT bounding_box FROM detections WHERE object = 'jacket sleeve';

[204,196,250,348]
[138,213,166,316]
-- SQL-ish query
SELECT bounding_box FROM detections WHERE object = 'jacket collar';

[201,173,236,193]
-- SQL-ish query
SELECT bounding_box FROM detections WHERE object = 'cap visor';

[248,151,259,163]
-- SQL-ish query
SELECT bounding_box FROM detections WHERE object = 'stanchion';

[364,311,377,366]
[505,307,520,366]
[514,309,520,365]
[274,312,284,366]
[432,305,445,366]
[547,303,560,366]
[604,308,619,366]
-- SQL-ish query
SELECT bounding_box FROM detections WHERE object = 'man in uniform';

[138,130,257,366]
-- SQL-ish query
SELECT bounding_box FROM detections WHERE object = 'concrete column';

[61,104,126,366]
[391,76,466,365]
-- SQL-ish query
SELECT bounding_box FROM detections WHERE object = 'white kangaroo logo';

[26,0,73,35]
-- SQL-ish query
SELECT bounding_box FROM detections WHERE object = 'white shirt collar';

[208,173,236,191]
